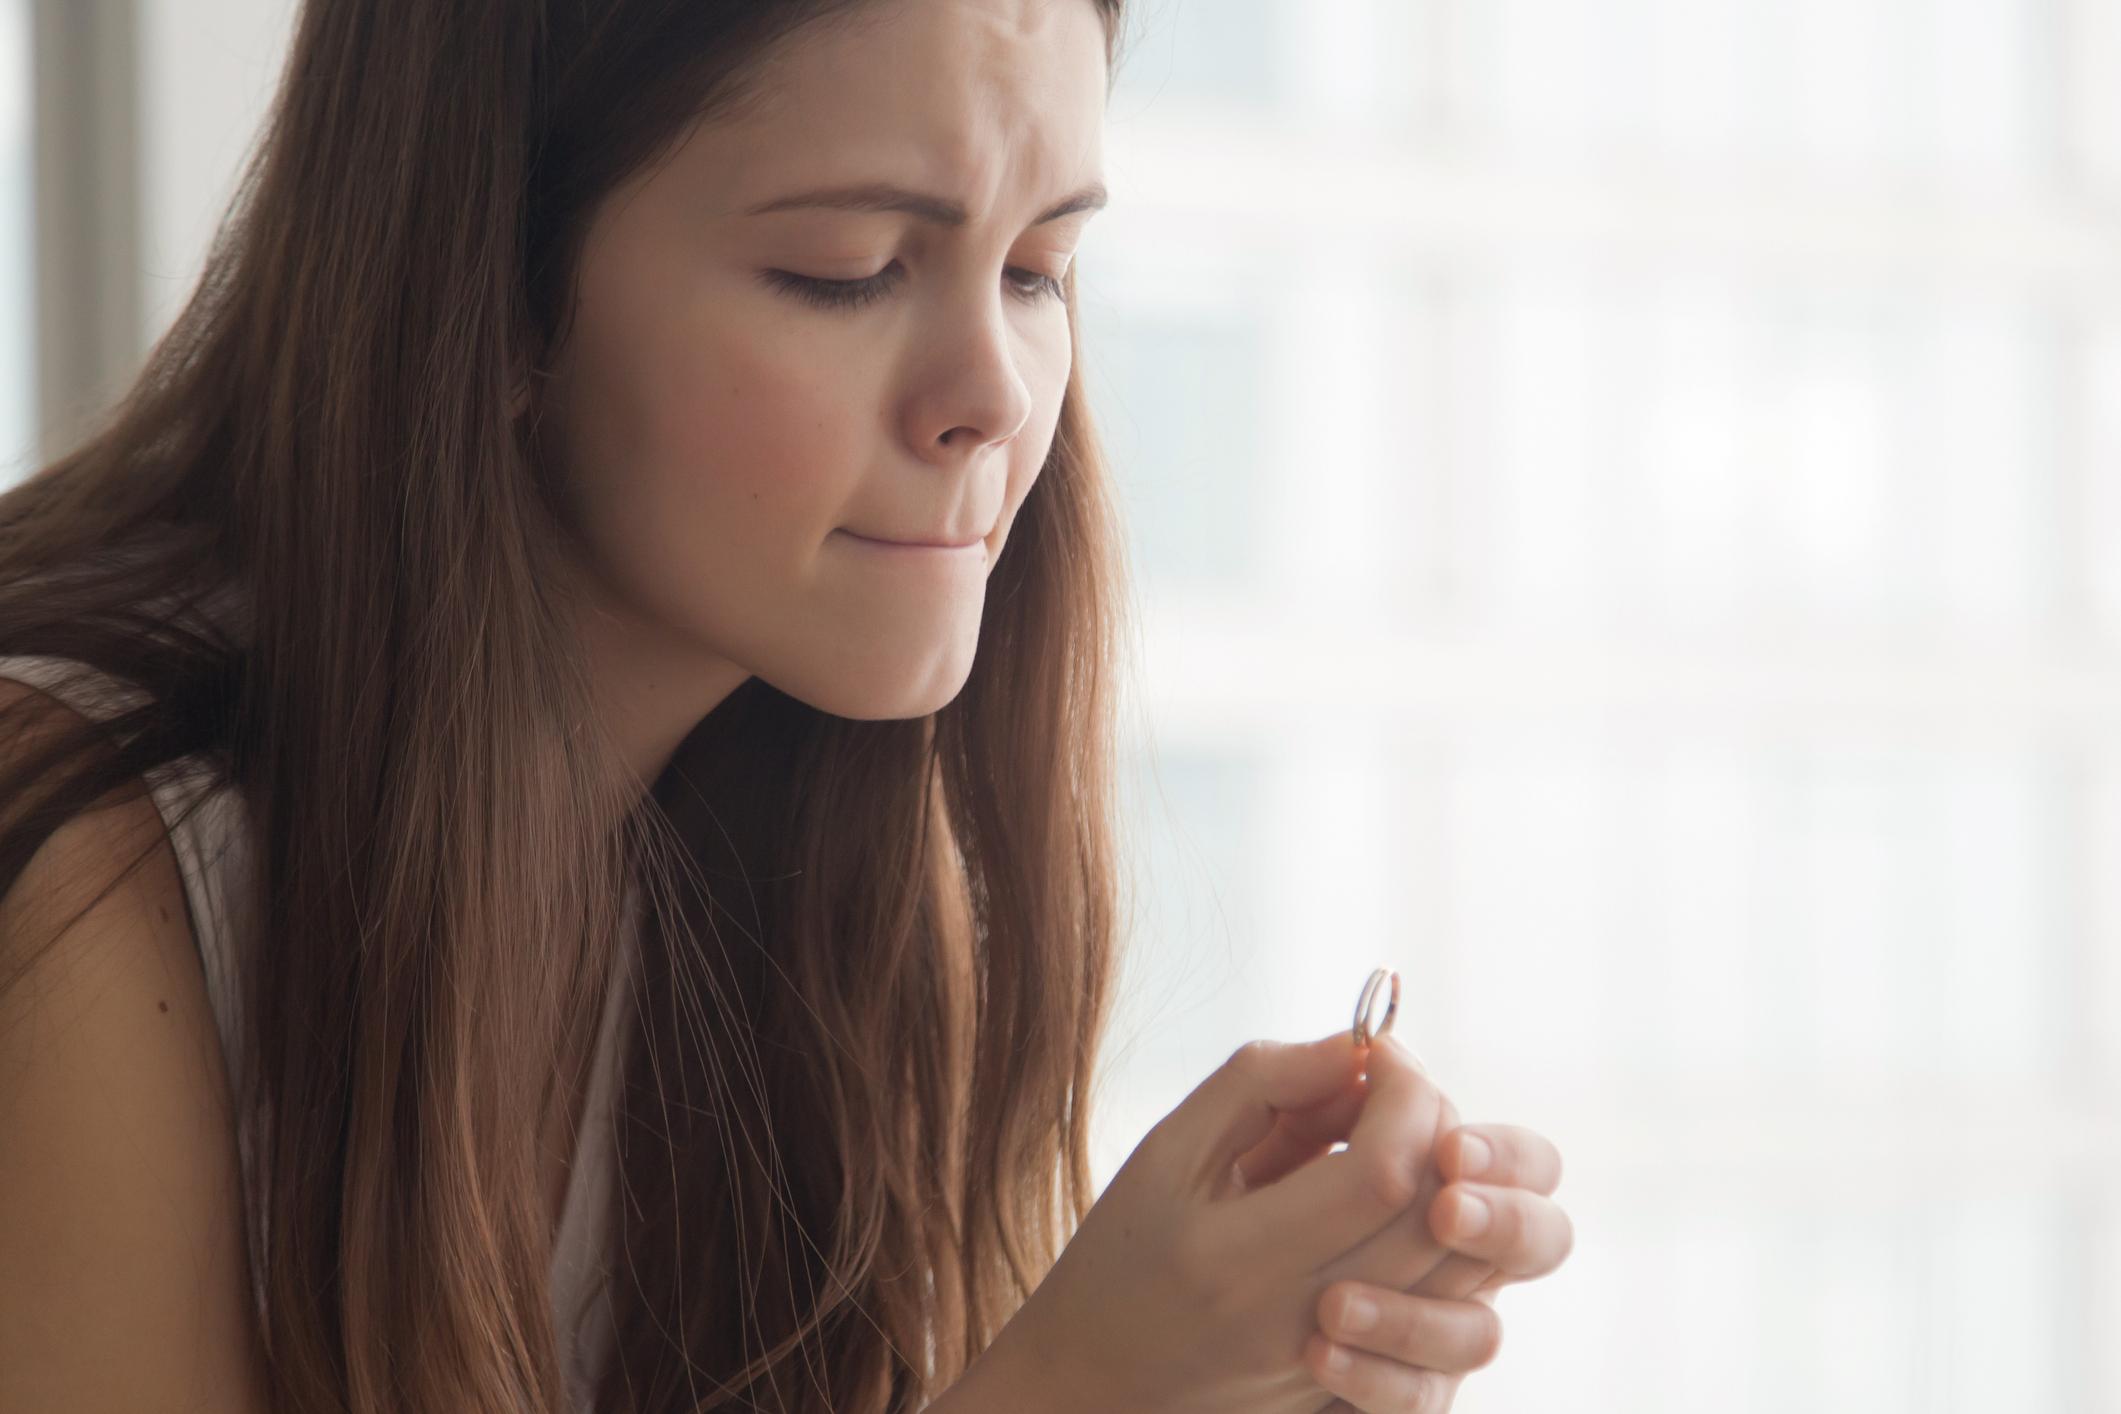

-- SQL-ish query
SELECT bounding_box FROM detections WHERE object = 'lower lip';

[837,530,985,556]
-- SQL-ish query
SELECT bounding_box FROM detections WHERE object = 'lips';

[842,529,984,549]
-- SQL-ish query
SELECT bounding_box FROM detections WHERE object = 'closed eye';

[759,262,1068,312]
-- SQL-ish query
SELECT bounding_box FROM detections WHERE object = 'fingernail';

[1339,1294,1378,1334]
[1454,1193,1490,1239]
[1459,1135,1491,1178]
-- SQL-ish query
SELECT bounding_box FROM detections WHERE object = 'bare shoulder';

[0,674,272,1413]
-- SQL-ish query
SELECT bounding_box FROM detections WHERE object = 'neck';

[562,564,751,797]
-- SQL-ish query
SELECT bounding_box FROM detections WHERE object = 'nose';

[904,299,1037,468]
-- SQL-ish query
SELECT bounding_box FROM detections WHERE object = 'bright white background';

[8,1,2120,1410]
[1087,4,2121,1412]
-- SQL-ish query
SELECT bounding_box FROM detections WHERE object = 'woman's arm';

[920,1305,1075,1414]
[0,680,272,1413]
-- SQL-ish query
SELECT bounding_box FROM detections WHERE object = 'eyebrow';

[741,180,1109,228]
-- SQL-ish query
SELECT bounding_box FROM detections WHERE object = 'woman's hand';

[1309,1123,1571,1413]
[1229,1057,1572,1414]
[994,1029,1499,1414]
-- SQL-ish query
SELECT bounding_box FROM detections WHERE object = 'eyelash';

[761,263,1068,311]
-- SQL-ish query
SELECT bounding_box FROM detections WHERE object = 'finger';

[1295,1083,1475,1302]
[1231,1072,1370,1192]
[1405,1248,1504,1304]
[1399,1124,1567,1302]
[1171,1031,1368,1194]
[1318,1283,1506,1378]
[1442,1123,1565,1197]
[1427,1181,1575,1281]
[1303,1327,1466,1414]
[1233,1032,1455,1266]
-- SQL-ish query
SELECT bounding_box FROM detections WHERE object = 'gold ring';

[1352,967,1400,1048]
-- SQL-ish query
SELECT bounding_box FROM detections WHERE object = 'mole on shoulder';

[157,905,169,922]
[158,1000,169,1013]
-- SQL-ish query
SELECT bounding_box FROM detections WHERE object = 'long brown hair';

[0,2,1137,1409]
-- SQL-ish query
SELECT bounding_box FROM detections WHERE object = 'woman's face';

[541,0,1108,774]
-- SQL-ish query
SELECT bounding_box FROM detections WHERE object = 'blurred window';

[1090,3,2121,1410]
[1,0,32,485]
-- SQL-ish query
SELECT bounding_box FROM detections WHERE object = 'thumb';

[1172,1032,1367,1190]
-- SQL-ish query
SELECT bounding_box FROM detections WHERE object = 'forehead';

[687,0,1108,219]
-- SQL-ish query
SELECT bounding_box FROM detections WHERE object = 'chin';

[765,664,972,723]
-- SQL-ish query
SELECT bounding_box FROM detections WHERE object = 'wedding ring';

[1352,966,1400,1048]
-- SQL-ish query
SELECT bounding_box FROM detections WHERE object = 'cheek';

[572,310,863,570]
[645,334,855,532]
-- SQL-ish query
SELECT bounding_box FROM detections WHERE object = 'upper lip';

[844,528,985,548]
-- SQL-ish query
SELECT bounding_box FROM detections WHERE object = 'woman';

[0,2,1573,1411]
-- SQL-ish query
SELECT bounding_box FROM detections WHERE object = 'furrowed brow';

[742,180,1108,229]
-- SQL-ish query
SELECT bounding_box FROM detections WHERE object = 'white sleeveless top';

[0,652,631,1412]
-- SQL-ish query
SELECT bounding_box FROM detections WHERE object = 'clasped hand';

[1230,1036,1574,1414]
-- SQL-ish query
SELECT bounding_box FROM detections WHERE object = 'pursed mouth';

[839,529,985,550]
